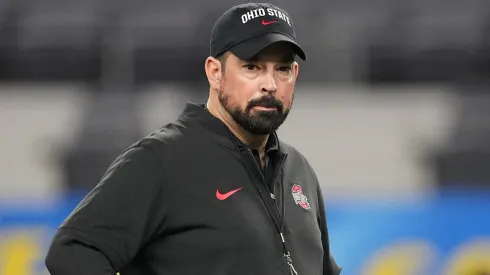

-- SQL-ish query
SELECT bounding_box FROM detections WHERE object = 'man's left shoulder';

[278,140,319,184]
[278,140,312,167]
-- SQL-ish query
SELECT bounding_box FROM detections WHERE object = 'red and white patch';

[291,184,311,210]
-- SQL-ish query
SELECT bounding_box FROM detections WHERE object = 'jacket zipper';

[246,149,298,275]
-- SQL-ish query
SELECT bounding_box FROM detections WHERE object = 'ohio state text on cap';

[210,3,307,61]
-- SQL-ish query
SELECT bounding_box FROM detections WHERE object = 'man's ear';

[205,56,222,90]
[292,61,299,79]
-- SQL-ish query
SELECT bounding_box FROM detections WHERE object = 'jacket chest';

[161,153,321,243]
[147,149,324,274]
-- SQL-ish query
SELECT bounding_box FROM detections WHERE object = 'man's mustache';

[247,96,283,112]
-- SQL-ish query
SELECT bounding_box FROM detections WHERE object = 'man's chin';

[244,127,275,136]
[243,120,284,135]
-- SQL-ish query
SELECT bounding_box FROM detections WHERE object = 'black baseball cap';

[210,3,307,61]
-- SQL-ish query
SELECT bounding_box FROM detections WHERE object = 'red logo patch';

[291,184,311,210]
[216,187,242,201]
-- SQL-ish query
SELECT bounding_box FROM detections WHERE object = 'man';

[45,3,341,275]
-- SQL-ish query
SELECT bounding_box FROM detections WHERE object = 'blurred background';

[1,0,490,274]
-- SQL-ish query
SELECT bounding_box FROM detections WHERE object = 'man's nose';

[261,72,277,94]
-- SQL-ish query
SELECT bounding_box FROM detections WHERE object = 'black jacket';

[45,102,341,275]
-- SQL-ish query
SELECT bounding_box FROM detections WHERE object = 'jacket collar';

[178,102,280,154]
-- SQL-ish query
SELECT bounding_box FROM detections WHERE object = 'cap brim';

[229,33,307,61]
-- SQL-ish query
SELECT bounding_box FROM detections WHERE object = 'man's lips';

[252,106,277,111]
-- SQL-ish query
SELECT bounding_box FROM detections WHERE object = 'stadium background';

[1,0,490,274]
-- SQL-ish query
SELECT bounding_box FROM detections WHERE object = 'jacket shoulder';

[123,119,195,159]
[279,140,320,182]
[279,140,310,166]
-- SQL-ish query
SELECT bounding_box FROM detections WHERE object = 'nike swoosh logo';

[262,19,278,26]
[216,187,242,200]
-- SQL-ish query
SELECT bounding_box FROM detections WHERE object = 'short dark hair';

[216,51,230,73]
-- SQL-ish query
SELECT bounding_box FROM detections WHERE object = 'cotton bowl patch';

[291,184,311,210]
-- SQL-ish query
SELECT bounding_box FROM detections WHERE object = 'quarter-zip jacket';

[45,102,342,275]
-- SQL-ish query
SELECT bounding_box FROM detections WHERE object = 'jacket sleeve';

[317,184,342,275]
[45,146,166,274]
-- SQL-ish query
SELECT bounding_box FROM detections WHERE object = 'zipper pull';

[285,252,299,275]
[280,233,298,275]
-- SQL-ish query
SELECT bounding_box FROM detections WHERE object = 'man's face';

[218,42,299,135]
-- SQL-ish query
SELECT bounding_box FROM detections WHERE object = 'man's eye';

[244,64,258,71]
[279,66,292,72]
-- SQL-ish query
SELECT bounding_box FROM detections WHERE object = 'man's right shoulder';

[124,119,199,160]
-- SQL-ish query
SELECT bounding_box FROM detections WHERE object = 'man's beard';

[218,88,292,135]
